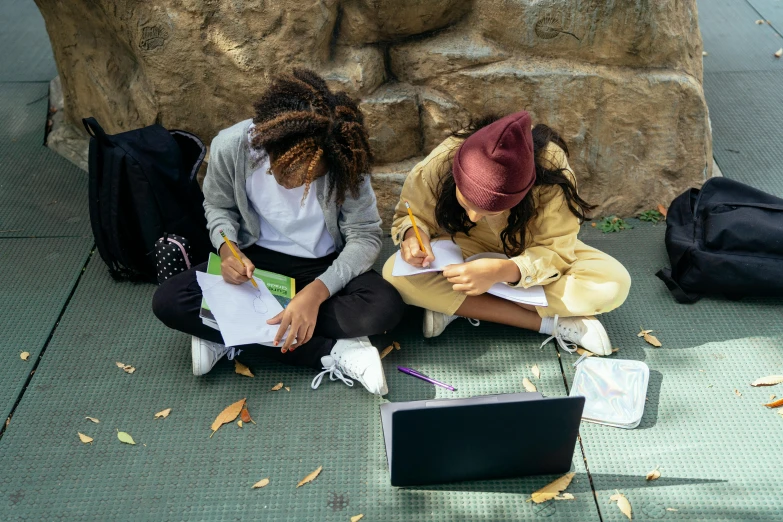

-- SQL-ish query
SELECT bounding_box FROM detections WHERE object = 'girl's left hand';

[443,258,516,296]
[268,280,330,352]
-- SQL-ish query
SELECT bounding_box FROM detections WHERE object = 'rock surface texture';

[36,0,712,230]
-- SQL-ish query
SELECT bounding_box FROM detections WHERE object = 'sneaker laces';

[539,314,578,354]
[466,318,480,326]
[311,359,354,390]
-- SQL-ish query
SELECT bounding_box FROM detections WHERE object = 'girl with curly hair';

[154,69,405,395]
[383,111,630,355]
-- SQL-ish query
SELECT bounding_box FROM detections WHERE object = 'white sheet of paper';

[464,253,548,307]
[196,272,284,347]
[391,240,465,276]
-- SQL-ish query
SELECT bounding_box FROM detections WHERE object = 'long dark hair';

[250,68,372,204]
[434,115,596,257]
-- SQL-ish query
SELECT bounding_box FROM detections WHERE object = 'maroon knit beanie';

[452,111,536,212]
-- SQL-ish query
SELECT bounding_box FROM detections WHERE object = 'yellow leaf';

[351,515,364,522]
[116,362,136,374]
[637,328,653,338]
[555,493,575,500]
[775,48,783,58]
[237,420,243,428]
[234,360,254,378]
[522,378,537,393]
[20,352,30,361]
[643,333,661,347]
[576,347,595,358]
[270,383,283,391]
[764,397,783,408]
[297,466,323,488]
[117,431,135,445]
[78,432,93,444]
[210,398,246,435]
[610,490,632,520]
[734,389,742,397]
[85,417,100,423]
[380,345,394,359]
[284,387,290,392]
[530,472,575,503]
[252,478,270,489]
[646,468,661,481]
[154,408,172,419]
[751,375,783,387]
[531,364,541,380]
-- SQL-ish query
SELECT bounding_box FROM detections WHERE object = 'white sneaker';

[311,337,388,396]
[423,310,480,338]
[540,315,612,356]
[191,336,231,376]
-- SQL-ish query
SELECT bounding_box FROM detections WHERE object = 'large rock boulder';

[36,0,712,231]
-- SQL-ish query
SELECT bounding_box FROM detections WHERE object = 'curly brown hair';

[250,69,373,204]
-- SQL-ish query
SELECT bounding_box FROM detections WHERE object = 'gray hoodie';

[202,119,383,296]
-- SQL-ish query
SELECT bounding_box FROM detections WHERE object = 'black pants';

[152,245,406,368]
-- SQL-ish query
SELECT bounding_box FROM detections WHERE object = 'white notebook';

[391,241,548,307]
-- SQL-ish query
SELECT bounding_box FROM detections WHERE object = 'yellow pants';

[382,239,631,318]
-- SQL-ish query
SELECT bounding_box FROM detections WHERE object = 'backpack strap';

[83,117,110,144]
[655,268,701,304]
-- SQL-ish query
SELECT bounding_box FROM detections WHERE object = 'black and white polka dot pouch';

[154,233,193,284]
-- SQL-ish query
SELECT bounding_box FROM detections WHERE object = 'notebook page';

[391,240,465,276]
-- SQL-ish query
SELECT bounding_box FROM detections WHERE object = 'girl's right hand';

[400,227,435,268]
[219,242,255,284]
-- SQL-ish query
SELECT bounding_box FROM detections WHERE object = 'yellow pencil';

[219,230,259,290]
[405,201,426,253]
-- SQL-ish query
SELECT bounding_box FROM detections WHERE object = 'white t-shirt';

[245,152,336,259]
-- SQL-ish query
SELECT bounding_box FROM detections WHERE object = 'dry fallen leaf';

[270,383,283,391]
[85,417,100,424]
[775,48,783,58]
[643,333,662,347]
[117,430,135,445]
[751,375,783,387]
[154,408,172,419]
[237,420,243,428]
[531,364,541,380]
[252,478,270,489]
[240,406,256,424]
[576,347,595,357]
[393,341,401,350]
[116,362,136,374]
[646,467,661,481]
[637,328,653,338]
[611,347,620,354]
[734,389,742,397]
[530,472,575,503]
[210,398,246,436]
[764,397,783,408]
[380,345,394,359]
[20,352,30,361]
[770,394,777,401]
[555,493,575,500]
[78,432,93,444]
[297,466,323,488]
[610,490,633,520]
[284,387,290,392]
[657,204,668,217]
[234,360,254,378]
[522,378,537,393]
[350,515,364,522]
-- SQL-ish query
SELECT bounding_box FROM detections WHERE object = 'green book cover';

[200,253,295,324]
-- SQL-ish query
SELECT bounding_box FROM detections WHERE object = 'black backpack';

[83,117,212,282]
[656,177,783,303]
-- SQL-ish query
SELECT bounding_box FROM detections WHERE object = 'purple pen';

[397,366,456,391]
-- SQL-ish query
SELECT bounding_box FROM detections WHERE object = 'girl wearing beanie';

[382,111,630,355]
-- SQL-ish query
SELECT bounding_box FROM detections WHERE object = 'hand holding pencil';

[400,201,435,268]
[218,230,258,287]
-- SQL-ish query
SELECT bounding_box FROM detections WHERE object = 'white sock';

[539,316,555,335]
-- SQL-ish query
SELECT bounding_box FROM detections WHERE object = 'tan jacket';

[391,135,581,289]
